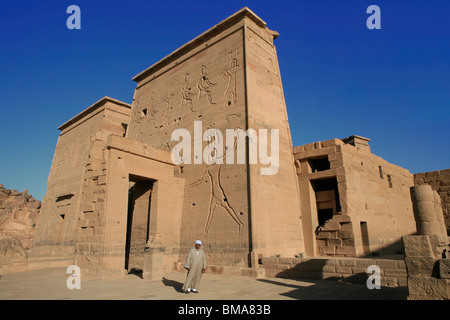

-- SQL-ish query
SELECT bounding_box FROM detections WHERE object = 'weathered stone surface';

[338,231,354,240]
[261,256,406,287]
[404,257,437,277]
[0,236,27,261]
[316,231,338,240]
[261,257,279,264]
[335,246,356,256]
[326,239,342,246]
[438,259,450,279]
[403,234,450,299]
[321,220,341,231]
[402,235,436,258]
[318,246,335,255]
[407,277,450,300]
[0,185,40,258]
[333,214,351,223]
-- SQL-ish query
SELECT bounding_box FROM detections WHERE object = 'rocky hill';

[0,184,41,263]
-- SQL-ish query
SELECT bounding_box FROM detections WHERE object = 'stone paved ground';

[0,267,408,300]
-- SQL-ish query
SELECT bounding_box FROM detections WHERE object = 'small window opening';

[308,156,330,172]
[121,123,128,137]
[387,175,393,188]
[360,221,370,255]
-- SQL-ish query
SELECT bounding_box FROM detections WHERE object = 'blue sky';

[0,0,449,201]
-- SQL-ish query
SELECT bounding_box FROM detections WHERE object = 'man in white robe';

[182,240,206,293]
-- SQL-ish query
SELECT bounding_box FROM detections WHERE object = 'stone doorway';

[311,178,356,257]
[311,178,341,227]
[124,176,155,274]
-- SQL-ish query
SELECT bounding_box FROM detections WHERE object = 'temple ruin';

[5,8,446,296]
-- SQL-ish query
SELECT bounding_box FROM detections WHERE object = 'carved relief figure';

[131,99,143,124]
[190,162,243,237]
[222,50,240,107]
[180,72,196,112]
[190,129,244,237]
[131,100,146,141]
[162,80,177,119]
[197,64,217,106]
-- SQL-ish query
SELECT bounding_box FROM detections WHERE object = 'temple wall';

[294,137,417,257]
[32,99,131,262]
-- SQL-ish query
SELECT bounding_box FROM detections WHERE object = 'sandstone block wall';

[340,139,416,255]
[82,134,185,279]
[31,98,131,267]
[261,256,407,287]
[73,133,111,279]
[294,136,417,257]
[403,235,449,300]
[315,213,356,257]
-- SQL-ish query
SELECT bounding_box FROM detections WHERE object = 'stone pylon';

[129,7,305,266]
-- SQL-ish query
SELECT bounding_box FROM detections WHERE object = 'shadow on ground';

[162,277,185,293]
[256,277,408,300]
[127,268,143,279]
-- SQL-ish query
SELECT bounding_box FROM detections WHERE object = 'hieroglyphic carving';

[162,79,177,119]
[268,57,279,76]
[225,113,242,126]
[131,99,143,124]
[180,72,196,112]
[197,65,217,106]
[148,92,161,129]
[131,99,149,141]
[222,49,240,107]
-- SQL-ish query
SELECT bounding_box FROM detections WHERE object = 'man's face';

[195,244,201,250]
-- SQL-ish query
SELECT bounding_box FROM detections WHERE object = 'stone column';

[403,185,450,300]
[410,185,441,236]
[433,191,447,242]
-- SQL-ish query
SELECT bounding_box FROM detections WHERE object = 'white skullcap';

[195,240,202,245]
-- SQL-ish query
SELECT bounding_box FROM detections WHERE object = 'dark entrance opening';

[311,177,341,227]
[317,208,334,227]
[360,221,370,255]
[125,176,155,274]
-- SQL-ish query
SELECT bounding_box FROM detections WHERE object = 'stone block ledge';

[260,256,407,287]
[2,256,74,276]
